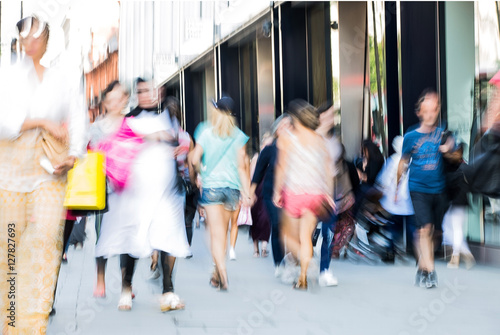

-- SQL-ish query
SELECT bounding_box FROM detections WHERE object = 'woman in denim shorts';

[190,96,251,291]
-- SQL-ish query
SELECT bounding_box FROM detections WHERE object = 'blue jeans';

[264,197,284,266]
[320,213,337,272]
[199,187,240,211]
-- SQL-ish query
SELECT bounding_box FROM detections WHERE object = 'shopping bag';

[64,151,106,210]
[237,206,253,226]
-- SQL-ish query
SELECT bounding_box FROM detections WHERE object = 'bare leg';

[94,257,107,297]
[229,205,241,250]
[298,211,317,281]
[151,250,159,270]
[261,241,268,254]
[253,240,260,256]
[282,210,301,259]
[418,224,434,272]
[205,205,232,289]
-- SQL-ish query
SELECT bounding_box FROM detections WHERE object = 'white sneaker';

[229,248,237,261]
[319,271,338,287]
[274,265,285,278]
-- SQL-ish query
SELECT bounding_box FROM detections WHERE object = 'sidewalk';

[48,220,500,335]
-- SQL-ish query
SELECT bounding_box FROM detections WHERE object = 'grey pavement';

[48,218,500,335]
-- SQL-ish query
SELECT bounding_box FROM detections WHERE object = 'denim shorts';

[199,187,240,211]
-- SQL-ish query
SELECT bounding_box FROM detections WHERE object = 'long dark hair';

[361,140,385,185]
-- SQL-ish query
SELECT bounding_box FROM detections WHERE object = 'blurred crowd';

[2,14,500,335]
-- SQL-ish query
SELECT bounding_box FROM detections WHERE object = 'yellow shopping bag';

[64,151,106,210]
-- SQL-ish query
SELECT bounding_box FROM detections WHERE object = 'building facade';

[117,1,500,266]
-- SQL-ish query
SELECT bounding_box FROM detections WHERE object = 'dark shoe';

[426,271,438,289]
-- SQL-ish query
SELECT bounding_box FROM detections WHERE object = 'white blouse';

[0,57,88,192]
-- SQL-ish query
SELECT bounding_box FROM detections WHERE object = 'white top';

[376,154,414,216]
[284,132,330,195]
[324,135,343,177]
[0,57,88,192]
[0,57,87,155]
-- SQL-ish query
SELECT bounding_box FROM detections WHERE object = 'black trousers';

[120,252,174,293]
[184,190,199,245]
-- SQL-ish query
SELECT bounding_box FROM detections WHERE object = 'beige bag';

[41,130,69,167]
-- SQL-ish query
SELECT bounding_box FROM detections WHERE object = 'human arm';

[186,136,197,185]
[250,145,273,203]
[395,155,410,202]
[440,135,463,164]
[188,142,204,174]
[273,134,290,207]
[238,145,252,207]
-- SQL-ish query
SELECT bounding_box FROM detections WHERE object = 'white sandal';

[118,291,132,311]
[160,292,185,312]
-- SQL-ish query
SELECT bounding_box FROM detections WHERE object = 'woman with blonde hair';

[274,99,334,290]
[190,96,251,291]
[0,15,87,334]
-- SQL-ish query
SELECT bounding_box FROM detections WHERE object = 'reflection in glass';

[367,0,387,156]
[330,1,341,135]
[471,1,500,246]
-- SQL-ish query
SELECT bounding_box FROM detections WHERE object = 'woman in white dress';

[95,78,190,312]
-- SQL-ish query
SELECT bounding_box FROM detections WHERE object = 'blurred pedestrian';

[316,102,342,287]
[274,99,334,290]
[397,89,453,289]
[250,115,292,276]
[166,96,198,248]
[88,80,129,298]
[376,136,416,260]
[331,146,359,259]
[96,78,191,311]
[249,133,273,258]
[190,96,251,291]
[0,15,87,334]
[440,132,475,269]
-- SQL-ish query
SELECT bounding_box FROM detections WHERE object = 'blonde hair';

[210,107,237,138]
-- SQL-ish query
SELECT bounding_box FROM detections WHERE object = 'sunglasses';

[16,16,47,39]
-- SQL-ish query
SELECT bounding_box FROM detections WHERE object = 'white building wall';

[119,1,269,88]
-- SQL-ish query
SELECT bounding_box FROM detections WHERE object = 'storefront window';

[470,1,500,246]
[367,0,388,156]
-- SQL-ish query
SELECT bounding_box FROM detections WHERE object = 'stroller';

[344,185,402,265]
[345,208,396,264]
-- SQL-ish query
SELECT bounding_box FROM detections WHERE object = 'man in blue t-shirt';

[396,90,454,289]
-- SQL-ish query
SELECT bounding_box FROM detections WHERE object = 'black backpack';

[461,129,500,198]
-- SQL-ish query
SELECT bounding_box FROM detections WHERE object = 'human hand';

[242,196,252,207]
[54,156,76,176]
[250,193,258,207]
[42,120,68,143]
[273,191,283,208]
[439,137,454,153]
